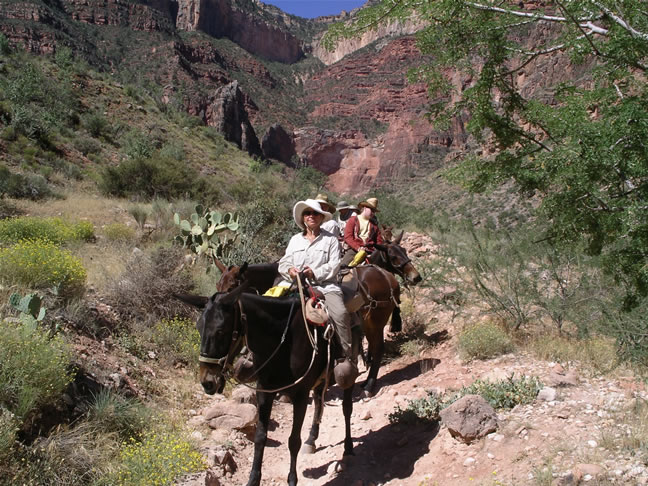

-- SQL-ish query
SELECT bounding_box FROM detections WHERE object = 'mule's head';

[374,231,422,285]
[175,283,247,394]
[215,260,248,293]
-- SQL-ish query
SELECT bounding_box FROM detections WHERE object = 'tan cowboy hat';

[336,200,357,211]
[358,197,379,212]
[314,193,336,213]
[293,199,332,230]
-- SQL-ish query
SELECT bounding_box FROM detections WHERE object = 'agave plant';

[173,205,240,264]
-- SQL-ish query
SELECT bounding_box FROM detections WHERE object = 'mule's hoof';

[302,443,316,454]
[361,388,374,399]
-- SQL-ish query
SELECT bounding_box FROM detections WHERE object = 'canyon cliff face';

[0,0,582,196]
[299,36,466,195]
[175,0,305,63]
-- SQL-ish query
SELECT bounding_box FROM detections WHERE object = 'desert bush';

[0,239,87,297]
[88,389,152,441]
[112,431,206,486]
[99,157,214,202]
[128,204,149,231]
[73,134,102,155]
[105,246,194,322]
[458,320,513,360]
[0,217,94,245]
[0,318,74,420]
[82,111,110,139]
[389,390,445,424]
[104,223,136,243]
[149,317,199,364]
[448,376,543,410]
[0,166,53,200]
[0,56,78,145]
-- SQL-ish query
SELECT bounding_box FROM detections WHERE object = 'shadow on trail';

[322,358,441,403]
[302,420,440,484]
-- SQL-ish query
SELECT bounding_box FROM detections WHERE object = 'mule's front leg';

[303,384,325,454]
[287,392,309,486]
[247,391,276,486]
[342,387,354,456]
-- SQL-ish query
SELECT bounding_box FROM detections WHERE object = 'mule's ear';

[374,243,388,252]
[212,258,227,273]
[239,262,249,274]
[220,281,250,305]
[174,293,209,309]
[394,231,404,245]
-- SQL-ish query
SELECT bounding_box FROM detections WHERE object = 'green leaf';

[180,220,191,232]
[9,293,21,309]
[191,224,203,236]
[210,211,222,224]
[173,213,180,225]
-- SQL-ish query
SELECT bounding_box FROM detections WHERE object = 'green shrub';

[73,134,102,155]
[458,320,513,360]
[449,376,543,410]
[0,33,10,55]
[0,239,87,297]
[104,223,136,243]
[88,389,152,441]
[151,317,200,364]
[113,431,206,485]
[99,157,211,201]
[388,390,444,424]
[0,319,74,420]
[0,217,95,245]
[82,111,110,138]
[0,166,53,200]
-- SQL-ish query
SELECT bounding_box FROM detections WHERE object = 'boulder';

[205,402,257,433]
[440,394,498,444]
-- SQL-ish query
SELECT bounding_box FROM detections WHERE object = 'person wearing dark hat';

[314,193,341,238]
[341,197,384,267]
[277,199,358,388]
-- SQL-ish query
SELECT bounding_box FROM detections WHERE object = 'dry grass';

[526,333,619,375]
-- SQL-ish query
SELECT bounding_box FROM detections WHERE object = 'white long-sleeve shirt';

[278,229,342,293]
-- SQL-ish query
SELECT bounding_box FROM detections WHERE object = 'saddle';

[303,282,329,327]
[340,268,366,312]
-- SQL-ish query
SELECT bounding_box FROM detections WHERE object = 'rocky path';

[178,330,648,486]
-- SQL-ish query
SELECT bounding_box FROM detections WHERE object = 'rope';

[227,289,328,394]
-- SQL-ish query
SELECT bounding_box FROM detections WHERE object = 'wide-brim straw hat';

[315,193,336,213]
[293,199,333,230]
[358,197,379,212]
[336,200,357,211]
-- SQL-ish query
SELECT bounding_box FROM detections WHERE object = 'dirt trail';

[180,325,648,486]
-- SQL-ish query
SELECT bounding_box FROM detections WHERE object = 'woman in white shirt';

[278,199,357,388]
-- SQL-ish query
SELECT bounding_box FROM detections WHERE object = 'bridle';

[199,289,334,394]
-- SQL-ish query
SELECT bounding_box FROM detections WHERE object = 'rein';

[227,293,334,394]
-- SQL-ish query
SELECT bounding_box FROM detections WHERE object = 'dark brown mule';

[213,232,421,397]
[177,282,354,486]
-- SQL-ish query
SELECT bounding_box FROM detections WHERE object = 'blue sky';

[263,1,368,18]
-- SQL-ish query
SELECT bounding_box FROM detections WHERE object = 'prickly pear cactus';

[9,292,46,322]
[173,205,240,262]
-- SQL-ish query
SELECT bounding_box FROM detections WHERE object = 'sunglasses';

[303,210,321,216]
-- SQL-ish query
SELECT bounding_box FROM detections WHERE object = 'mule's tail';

[389,306,402,333]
